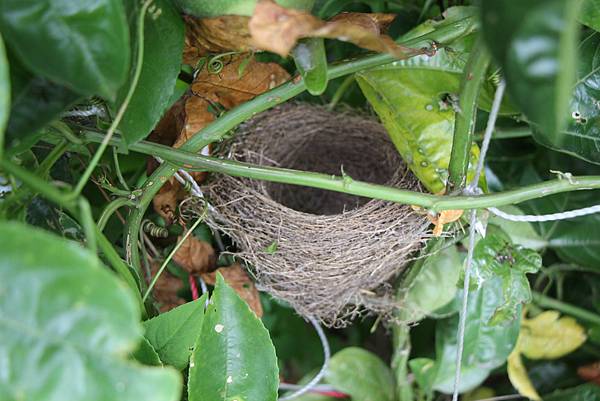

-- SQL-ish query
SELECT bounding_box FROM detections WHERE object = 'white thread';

[63,105,105,118]
[279,316,331,401]
[452,79,506,401]
[489,205,600,222]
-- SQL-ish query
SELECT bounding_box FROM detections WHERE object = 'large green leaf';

[487,205,547,250]
[535,32,600,164]
[0,33,8,151]
[481,0,582,141]
[326,347,395,401]
[5,52,80,146]
[117,0,184,145]
[411,278,521,394]
[580,0,600,32]
[402,245,462,322]
[188,274,278,401]
[356,45,484,194]
[465,228,541,325]
[544,384,600,401]
[0,0,130,100]
[171,0,314,17]
[0,222,181,401]
[143,294,207,370]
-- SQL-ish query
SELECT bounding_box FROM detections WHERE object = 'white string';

[489,204,600,222]
[62,105,106,118]
[452,79,506,401]
[279,316,331,401]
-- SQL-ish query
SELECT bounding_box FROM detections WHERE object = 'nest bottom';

[206,104,429,326]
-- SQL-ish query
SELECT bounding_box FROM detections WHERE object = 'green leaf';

[133,337,163,366]
[188,273,278,401]
[0,222,181,401]
[117,0,184,144]
[402,245,462,321]
[465,228,541,325]
[544,384,600,401]
[143,294,207,370]
[425,278,521,394]
[0,0,130,99]
[481,0,583,141]
[293,38,328,96]
[356,47,484,194]
[0,33,9,152]
[326,347,395,401]
[5,53,80,145]
[171,0,314,17]
[408,358,437,396]
[580,0,600,32]
[534,32,600,164]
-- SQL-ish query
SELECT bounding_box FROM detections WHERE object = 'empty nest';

[205,103,430,326]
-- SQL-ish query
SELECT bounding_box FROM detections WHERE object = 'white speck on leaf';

[214,324,224,333]
[227,376,233,383]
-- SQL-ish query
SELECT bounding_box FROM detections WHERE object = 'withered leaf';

[173,235,217,274]
[150,261,186,312]
[151,56,289,220]
[249,0,426,58]
[579,361,600,385]
[202,263,263,317]
[183,15,253,64]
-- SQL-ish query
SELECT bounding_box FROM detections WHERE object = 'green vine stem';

[532,292,600,326]
[80,130,600,211]
[97,197,137,232]
[123,15,479,275]
[447,37,491,192]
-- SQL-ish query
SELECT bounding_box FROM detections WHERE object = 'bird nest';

[205,103,430,327]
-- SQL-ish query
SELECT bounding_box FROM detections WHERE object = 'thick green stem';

[122,16,478,273]
[392,321,413,401]
[447,38,491,192]
[532,292,600,326]
[97,197,136,232]
[80,130,600,211]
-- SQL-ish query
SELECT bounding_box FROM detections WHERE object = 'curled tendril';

[194,51,241,77]
[142,219,169,238]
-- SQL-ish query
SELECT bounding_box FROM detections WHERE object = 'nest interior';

[206,103,429,326]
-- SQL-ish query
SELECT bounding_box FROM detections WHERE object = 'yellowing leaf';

[507,351,541,401]
[518,311,587,360]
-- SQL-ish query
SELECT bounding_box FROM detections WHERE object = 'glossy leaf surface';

[481,0,582,142]
[171,0,314,17]
[143,294,207,370]
[0,33,8,150]
[0,222,181,401]
[188,274,278,401]
[326,347,395,401]
[356,48,483,194]
[293,38,328,96]
[0,0,130,99]
[466,228,541,325]
[416,278,521,394]
[117,0,184,144]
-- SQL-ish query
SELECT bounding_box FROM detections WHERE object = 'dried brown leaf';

[173,236,217,274]
[151,56,289,219]
[249,0,426,57]
[150,261,186,312]
[183,15,253,64]
[579,361,600,385]
[202,263,263,317]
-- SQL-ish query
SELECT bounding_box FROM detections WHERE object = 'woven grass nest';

[206,103,430,326]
